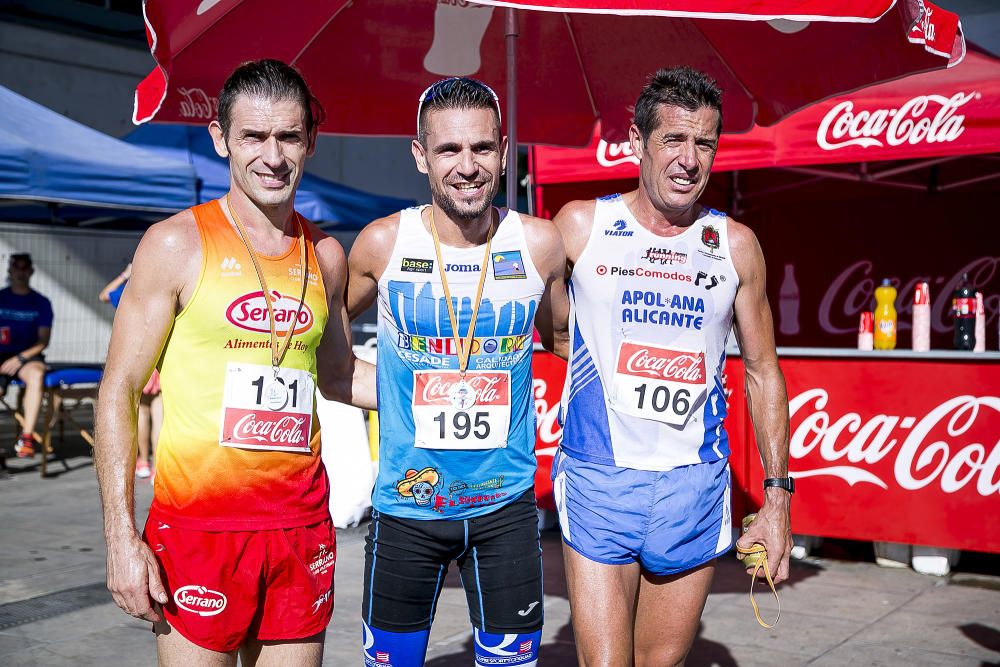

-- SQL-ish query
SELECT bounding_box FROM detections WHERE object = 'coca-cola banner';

[737,355,999,553]
[532,351,998,552]
[532,351,566,510]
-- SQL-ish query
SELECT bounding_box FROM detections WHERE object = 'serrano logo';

[174,585,227,616]
[226,290,313,336]
[617,343,705,384]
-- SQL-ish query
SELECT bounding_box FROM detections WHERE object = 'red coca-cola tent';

[530,47,1000,351]
[527,49,1000,550]
[532,48,1000,194]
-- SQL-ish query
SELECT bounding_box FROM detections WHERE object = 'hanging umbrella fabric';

[531,46,1000,183]
[123,124,415,230]
[134,0,964,148]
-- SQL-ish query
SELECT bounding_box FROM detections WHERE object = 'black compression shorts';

[363,489,544,634]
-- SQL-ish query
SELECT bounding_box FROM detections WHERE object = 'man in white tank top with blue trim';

[551,67,793,665]
[347,78,569,667]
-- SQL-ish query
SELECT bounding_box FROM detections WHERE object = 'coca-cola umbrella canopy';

[531,47,1000,186]
[135,0,964,147]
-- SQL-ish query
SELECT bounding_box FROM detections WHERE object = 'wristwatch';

[763,477,795,494]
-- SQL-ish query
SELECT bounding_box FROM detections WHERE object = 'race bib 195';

[611,341,707,426]
[219,362,314,453]
[412,370,510,450]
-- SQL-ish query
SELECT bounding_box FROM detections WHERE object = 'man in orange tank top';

[95,60,374,666]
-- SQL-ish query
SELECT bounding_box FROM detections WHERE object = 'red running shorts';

[143,517,336,652]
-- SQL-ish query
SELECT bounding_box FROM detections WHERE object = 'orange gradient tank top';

[150,200,330,531]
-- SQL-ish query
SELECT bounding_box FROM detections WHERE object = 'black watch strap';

[763,477,795,494]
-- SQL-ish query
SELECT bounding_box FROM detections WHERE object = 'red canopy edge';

[471,0,895,22]
[531,49,1000,186]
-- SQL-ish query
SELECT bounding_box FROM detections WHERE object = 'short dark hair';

[417,77,502,145]
[633,67,723,143]
[9,253,32,268]
[217,59,324,143]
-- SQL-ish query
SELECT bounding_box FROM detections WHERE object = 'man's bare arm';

[313,229,376,410]
[549,200,596,360]
[346,214,398,320]
[729,219,793,584]
[94,212,199,622]
[523,215,570,360]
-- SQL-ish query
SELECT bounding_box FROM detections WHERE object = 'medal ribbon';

[226,194,308,371]
[429,207,495,376]
[735,543,781,629]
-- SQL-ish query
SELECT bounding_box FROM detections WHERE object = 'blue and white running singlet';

[560,196,740,471]
[374,206,545,519]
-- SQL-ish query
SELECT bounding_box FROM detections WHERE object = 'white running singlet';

[560,195,740,471]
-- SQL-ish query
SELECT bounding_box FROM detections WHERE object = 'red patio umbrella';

[134,0,964,197]
[531,47,1000,185]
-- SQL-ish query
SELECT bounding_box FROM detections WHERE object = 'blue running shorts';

[552,450,732,576]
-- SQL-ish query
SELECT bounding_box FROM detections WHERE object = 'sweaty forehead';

[651,104,720,137]
[423,107,501,145]
[229,95,307,129]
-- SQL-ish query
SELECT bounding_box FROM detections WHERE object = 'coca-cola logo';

[417,373,508,406]
[177,87,218,120]
[232,413,308,445]
[816,92,977,151]
[596,139,639,168]
[789,389,999,496]
[817,257,999,335]
[174,585,227,616]
[226,290,314,336]
[533,378,561,456]
[617,343,705,384]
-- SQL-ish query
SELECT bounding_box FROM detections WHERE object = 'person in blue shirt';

[0,253,53,458]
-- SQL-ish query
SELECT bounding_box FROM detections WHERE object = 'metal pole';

[505,8,518,209]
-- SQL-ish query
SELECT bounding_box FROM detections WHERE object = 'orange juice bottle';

[873,279,897,350]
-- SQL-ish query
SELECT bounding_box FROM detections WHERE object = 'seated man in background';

[0,253,53,459]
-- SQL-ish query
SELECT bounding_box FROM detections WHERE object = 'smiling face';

[412,107,507,223]
[209,94,314,210]
[631,103,720,218]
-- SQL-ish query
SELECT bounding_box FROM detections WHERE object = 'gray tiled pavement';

[1,451,997,666]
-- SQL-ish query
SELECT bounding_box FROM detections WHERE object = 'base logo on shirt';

[401,257,434,273]
[174,585,227,616]
[492,251,527,280]
[226,290,314,336]
[396,467,442,506]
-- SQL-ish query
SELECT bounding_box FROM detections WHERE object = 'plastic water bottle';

[974,292,986,352]
[912,282,931,352]
[873,279,897,350]
[952,273,976,350]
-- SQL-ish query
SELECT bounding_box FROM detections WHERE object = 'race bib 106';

[412,371,510,450]
[219,362,314,453]
[611,341,707,426]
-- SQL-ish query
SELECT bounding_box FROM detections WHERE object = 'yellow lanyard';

[226,194,308,372]
[736,543,781,629]
[428,207,495,376]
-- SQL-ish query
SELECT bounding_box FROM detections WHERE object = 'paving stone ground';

[1,442,997,666]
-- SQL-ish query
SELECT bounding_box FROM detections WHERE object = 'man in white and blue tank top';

[347,78,569,667]
[551,67,794,665]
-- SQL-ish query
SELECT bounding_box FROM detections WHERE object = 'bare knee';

[635,642,691,667]
[18,362,44,387]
